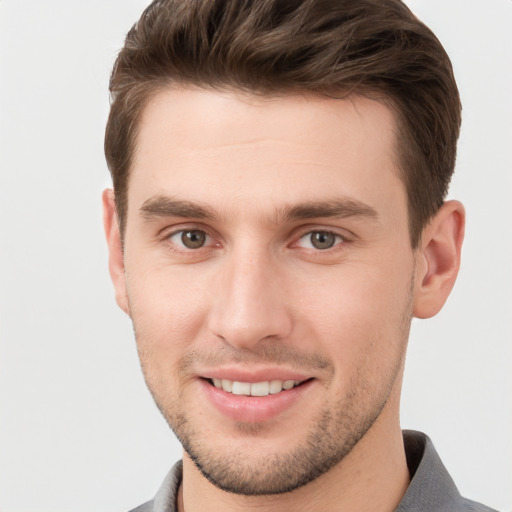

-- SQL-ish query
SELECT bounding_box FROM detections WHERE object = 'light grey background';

[0,1,510,511]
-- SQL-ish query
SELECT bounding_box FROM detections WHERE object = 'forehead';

[128,87,405,224]
[134,87,398,160]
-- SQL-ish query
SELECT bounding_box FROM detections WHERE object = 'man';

[102,1,496,511]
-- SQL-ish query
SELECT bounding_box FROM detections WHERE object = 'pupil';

[182,230,206,248]
[312,231,335,249]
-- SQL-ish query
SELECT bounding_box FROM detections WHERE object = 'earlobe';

[102,189,130,315]
[413,200,465,319]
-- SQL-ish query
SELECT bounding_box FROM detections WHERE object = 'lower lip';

[200,379,314,423]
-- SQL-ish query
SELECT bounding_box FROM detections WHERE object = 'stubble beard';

[171,388,391,496]
[134,281,414,496]
[140,344,409,496]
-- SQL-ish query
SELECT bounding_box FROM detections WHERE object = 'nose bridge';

[209,240,292,348]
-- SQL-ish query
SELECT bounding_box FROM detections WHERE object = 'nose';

[207,247,293,350]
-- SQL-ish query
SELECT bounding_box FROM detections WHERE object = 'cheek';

[126,268,208,406]
[293,261,413,364]
[125,262,212,355]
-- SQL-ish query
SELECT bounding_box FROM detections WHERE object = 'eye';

[169,229,209,249]
[297,230,344,250]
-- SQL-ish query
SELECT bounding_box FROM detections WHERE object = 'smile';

[210,378,305,396]
[201,375,315,422]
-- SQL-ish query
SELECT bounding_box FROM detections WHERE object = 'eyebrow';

[140,196,218,221]
[281,199,379,222]
[139,195,379,223]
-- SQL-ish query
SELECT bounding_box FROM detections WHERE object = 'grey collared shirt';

[130,431,497,512]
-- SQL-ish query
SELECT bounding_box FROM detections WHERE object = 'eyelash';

[294,230,345,251]
[161,226,350,255]
[165,228,217,252]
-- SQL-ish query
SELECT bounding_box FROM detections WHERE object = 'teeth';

[231,381,251,395]
[282,380,295,390]
[269,380,283,394]
[221,379,233,392]
[211,378,302,396]
[250,381,269,396]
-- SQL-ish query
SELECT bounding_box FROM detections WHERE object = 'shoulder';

[458,497,499,512]
[128,501,154,512]
[126,460,183,512]
[398,431,498,512]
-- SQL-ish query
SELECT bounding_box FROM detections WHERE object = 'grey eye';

[297,231,342,250]
[310,231,336,250]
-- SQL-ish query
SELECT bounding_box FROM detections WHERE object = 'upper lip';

[200,367,313,383]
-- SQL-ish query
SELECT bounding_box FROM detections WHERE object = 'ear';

[413,200,465,319]
[102,189,130,315]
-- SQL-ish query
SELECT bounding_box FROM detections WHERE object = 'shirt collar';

[149,431,470,512]
[396,430,462,511]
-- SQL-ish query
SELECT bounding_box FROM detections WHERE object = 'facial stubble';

[133,278,414,496]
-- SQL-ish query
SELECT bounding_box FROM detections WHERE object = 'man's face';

[116,88,418,494]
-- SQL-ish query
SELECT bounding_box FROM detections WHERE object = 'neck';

[178,416,409,512]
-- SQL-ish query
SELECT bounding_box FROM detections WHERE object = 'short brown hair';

[105,0,461,247]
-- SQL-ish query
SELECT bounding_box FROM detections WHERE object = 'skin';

[103,88,464,512]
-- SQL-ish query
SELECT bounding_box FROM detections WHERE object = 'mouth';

[200,375,315,423]
[205,377,311,397]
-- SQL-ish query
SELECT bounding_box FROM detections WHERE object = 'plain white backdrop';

[0,1,511,511]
